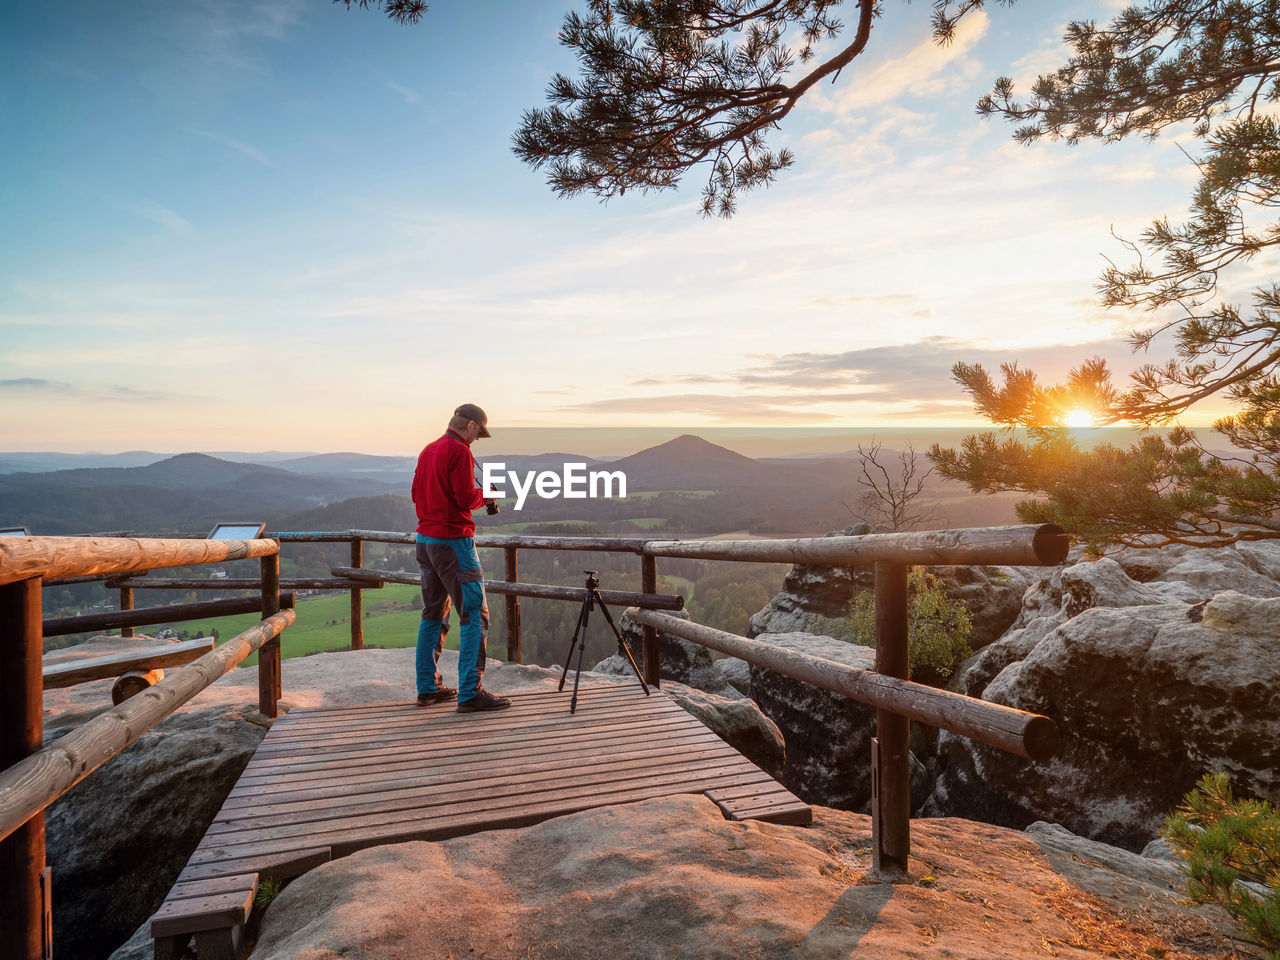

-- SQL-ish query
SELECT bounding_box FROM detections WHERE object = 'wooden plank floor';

[176,683,810,886]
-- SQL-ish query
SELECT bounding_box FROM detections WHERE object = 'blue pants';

[416,535,489,700]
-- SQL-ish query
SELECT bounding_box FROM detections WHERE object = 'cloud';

[567,332,1158,428]
[823,9,990,113]
[169,0,308,77]
[810,293,916,308]
[386,80,423,106]
[629,374,723,387]
[877,399,980,418]
[113,198,195,235]
[743,337,1146,396]
[102,386,172,402]
[194,128,273,167]
[629,336,1149,403]
[562,392,873,422]
[0,378,177,402]
[1005,35,1071,94]
[194,0,306,43]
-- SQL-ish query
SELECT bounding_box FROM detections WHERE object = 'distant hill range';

[0,436,1023,537]
[0,453,403,535]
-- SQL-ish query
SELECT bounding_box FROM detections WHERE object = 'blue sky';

[0,1,1224,453]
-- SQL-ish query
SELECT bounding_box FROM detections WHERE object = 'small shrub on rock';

[1161,772,1280,959]
[846,566,973,687]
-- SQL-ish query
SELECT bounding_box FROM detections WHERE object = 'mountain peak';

[610,434,766,490]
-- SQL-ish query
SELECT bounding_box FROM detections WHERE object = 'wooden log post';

[641,555,660,688]
[119,584,134,639]
[504,547,520,663]
[0,577,51,960]
[350,539,363,651]
[259,553,281,719]
[873,560,910,881]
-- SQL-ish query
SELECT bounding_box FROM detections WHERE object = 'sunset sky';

[0,1,1239,454]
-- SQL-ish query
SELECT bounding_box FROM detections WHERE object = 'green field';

[626,490,715,500]
[163,584,455,666]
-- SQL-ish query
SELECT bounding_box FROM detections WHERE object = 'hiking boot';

[456,688,512,713]
[416,686,457,705]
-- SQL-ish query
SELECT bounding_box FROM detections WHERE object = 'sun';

[1062,409,1097,429]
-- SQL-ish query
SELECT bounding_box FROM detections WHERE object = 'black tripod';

[559,570,650,713]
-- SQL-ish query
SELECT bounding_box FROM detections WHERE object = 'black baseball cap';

[454,403,491,438]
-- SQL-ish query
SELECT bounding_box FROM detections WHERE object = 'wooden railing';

[271,530,676,670]
[280,524,1069,879]
[0,536,295,960]
[2,522,1069,957]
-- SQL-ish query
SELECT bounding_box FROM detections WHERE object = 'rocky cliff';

[743,532,1280,851]
[225,798,1251,959]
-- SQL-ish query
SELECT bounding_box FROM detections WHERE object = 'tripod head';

[583,570,600,590]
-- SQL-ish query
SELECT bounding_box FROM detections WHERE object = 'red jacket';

[412,430,487,537]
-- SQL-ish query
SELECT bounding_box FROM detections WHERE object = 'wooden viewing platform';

[152,682,809,958]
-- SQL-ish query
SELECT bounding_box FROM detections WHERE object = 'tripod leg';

[570,601,591,714]
[594,593,650,696]
[559,598,590,693]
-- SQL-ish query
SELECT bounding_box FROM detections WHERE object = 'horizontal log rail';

[477,534,652,553]
[275,525,1068,566]
[0,609,295,846]
[275,530,655,552]
[487,579,682,610]
[46,571,152,587]
[330,565,385,584]
[41,593,296,637]
[79,531,206,540]
[641,524,1068,567]
[0,537,279,587]
[329,566,684,611]
[275,529,414,544]
[103,576,382,592]
[628,608,1060,762]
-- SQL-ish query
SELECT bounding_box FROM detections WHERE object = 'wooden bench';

[43,636,215,702]
[149,873,258,960]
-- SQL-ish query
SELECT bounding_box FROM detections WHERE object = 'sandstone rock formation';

[233,796,1250,960]
[660,680,785,779]
[742,538,1280,853]
[925,560,1280,849]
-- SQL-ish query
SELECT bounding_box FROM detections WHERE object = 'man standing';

[411,403,512,712]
